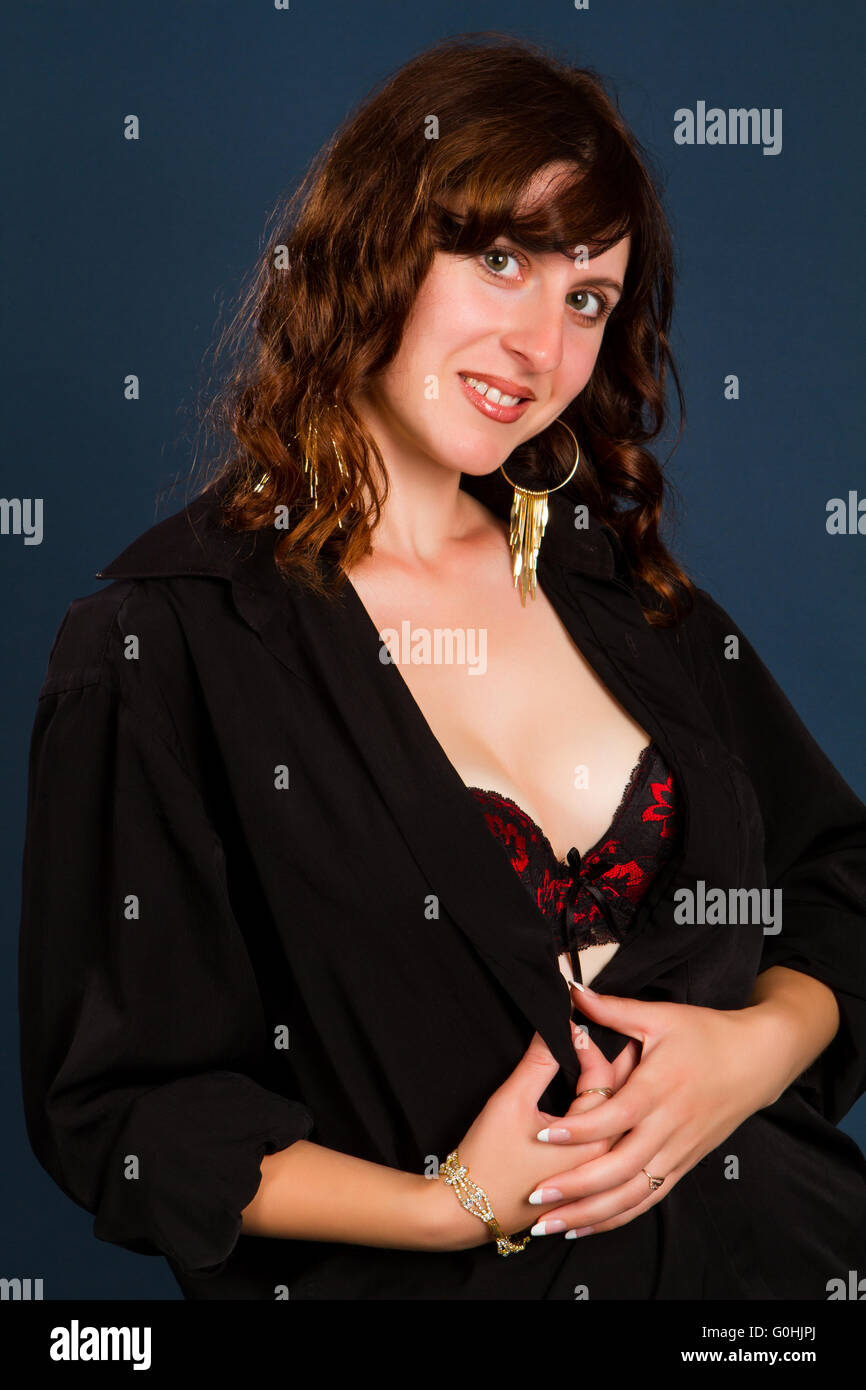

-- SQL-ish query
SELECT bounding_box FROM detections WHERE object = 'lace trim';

[468,739,654,867]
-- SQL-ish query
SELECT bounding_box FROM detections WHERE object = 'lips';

[459,372,535,402]
[457,372,535,424]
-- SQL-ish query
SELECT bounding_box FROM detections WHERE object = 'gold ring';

[575,1087,614,1099]
[642,1167,665,1192]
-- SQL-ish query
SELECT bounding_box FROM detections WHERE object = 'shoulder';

[667,584,777,684]
[658,581,817,756]
[38,579,139,698]
[667,584,741,659]
[628,572,735,660]
[631,577,765,721]
[38,486,247,701]
[675,584,743,639]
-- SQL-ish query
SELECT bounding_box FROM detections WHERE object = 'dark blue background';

[3,1,863,1298]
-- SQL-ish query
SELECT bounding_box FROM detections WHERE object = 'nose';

[498,287,565,375]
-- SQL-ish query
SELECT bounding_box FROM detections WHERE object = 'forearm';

[240,1139,478,1252]
[744,964,841,1101]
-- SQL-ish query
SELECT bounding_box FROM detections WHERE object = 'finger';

[569,981,660,1043]
[538,1028,618,1155]
[536,1112,675,1200]
[573,1177,677,1234]
[536,1165,683,1238]
[611,1037,641,1092]
[566,1029,637,1143]
[530,1136,683,1232]
[528,1128,683,1228]
[536,1069,654,1145]
[569,1022,616,1090]
[564,1037,617,1127]
[503,1029,561,1105]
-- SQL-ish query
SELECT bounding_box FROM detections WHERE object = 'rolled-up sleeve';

[681,586,866,1125]
[18,622,314,1277]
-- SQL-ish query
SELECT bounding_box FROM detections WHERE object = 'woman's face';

[357,169,630,480]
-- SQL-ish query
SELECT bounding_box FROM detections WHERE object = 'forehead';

[513,160,578,214]
[515,162,630,266]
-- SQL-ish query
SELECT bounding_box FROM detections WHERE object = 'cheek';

[386,279,468,378]
[414,257,510,349]
[387,290,486,402]
[420,281,488,353]
[562,332,606,395]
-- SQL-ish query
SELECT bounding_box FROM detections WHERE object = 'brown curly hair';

[194,32,694,627]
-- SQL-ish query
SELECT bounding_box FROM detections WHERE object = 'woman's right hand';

[430,1025,639,1252]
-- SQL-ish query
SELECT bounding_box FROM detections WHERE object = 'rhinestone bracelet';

[439,1148,531,1256]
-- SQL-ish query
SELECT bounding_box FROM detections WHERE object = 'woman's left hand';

[526,981,792,1239]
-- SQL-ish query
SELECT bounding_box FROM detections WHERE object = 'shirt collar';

[95,471,622,586]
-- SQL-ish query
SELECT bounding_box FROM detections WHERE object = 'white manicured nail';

[530,1218,567,1236]
[528,1187,563,1205]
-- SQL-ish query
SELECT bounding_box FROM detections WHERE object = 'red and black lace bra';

[467,740,681,960]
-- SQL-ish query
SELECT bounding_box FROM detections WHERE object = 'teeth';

[464,375,492,397]
[463,375,523,407]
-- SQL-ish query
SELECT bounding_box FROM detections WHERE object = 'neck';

[351,390,501,567]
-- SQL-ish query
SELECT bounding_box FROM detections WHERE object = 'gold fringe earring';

[253,402,349,529]
[499,417,580,605]
[297,404,348,528]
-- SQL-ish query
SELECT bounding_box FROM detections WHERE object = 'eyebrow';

[572,276,624,298]
[532,245,624,297]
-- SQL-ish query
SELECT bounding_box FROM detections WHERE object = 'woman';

[19,35,866,1300]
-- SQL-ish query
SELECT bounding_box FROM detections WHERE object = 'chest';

[353,569,650,868]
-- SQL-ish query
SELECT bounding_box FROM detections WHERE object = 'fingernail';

[536,1127,572,1142]
[564,1227,595,1239]
[530,1218,567,1236]
[570,981,585,993]
[528,1187,564,1205]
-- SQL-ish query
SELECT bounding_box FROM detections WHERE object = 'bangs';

[429,157,633,263]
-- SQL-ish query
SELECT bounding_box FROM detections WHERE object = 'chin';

[431,428,512,479]
[456,452,508,479]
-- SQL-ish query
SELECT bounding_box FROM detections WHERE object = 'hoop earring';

[500,417,580,606]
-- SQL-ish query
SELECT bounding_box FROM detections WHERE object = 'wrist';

[735,995,823,1109]
[749,966,840,1044]
[415,1169,490,1252]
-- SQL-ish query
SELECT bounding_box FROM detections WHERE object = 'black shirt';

[18,473,866,1299]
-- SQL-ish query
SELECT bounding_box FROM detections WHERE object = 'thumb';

[503,1029,561,1103]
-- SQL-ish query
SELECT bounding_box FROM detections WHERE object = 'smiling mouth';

[458,374,530,407]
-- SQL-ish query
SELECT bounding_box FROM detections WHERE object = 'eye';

[566,287,609,322]
[481,247,523,279]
